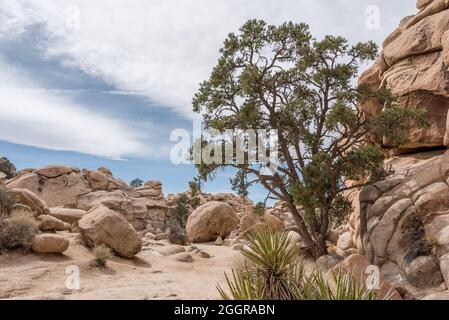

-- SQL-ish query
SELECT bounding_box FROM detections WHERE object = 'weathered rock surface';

[328,254,402,300]
[337,231,354,251]
[78,205,142,258]
[262,213,285,232]
[316,254,344,272]
[186,201,239,243]
[405,256,444,288]
[49,207,86,224]
[8,188,50,216]
[6,165,168,232]
[76,190,167,231]
[239,206,260,233]
[0,264,48,298]
[159,245,185,256]
[171,252,193,263]
[359,0,449,152]
[7,166,91,208]
[37,215,71,232]
[351,150,449,290]
[31,234,69,254]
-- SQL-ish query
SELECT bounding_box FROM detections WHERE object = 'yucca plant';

[218,227,381,300]
[218,228,301,300]
[301,269,377,300]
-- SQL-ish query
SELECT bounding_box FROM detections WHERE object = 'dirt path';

[0,234,242,300]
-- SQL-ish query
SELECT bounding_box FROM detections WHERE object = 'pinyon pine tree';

[192,20,426,258]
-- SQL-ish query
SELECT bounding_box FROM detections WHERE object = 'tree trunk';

[286,201,327,259]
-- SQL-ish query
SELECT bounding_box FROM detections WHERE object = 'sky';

[0,0,417,203]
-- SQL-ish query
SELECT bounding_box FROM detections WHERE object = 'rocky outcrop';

[166,191,253,217]
[239,206,261,233]
[8,188,50,216]
[328,254,402,300]
[350,150,449,289]
[8,165,91,208]
[78,205,142,258]
[359,0,449,153]
[265,201,300,232]
[6,165,168,231]
[351,1,449,295]
[186,201,239,243]
[137,180,164,200]
[76,189,167,231]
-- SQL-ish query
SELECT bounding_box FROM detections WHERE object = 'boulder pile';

[6,165,167,232]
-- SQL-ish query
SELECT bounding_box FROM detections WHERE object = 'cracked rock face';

[359,0,449,153]
[6,165,168,231]
[352,150,449,289]
[354,1,449,291]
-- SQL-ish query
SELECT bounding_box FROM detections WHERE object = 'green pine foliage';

[193,20,426,258]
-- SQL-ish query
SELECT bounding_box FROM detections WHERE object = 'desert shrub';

[217,227,380,300]
[130,178,144,188]
[190,196,200,209]
[89,244,113,268]
[166,218,187,245]
[424,234,440,257]
[171,194,190,227]
[188,180,201,209]
[0,210,38,250]
[329,195,352,228]
[0,187,14,215]
[254,202,266,216]
[0,157,16,179]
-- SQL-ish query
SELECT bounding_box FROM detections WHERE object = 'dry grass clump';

[89,244,113,268]
[0,209,38,251]
[0,187,14,215]
[166,218,187,245]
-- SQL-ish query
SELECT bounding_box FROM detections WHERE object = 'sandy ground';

[0,233,243,300]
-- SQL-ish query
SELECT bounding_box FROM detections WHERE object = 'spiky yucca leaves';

[301,270,377,300]
[218,227,381,300]
[218,227,300,300]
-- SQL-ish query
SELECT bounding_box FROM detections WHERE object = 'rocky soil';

[0,233,242,300]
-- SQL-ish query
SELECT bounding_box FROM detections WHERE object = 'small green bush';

[130,178,144,188]
[0,210,38,250]
[0,157,16,179]
[172,194,190,227]
[253,202,266,216]
[89,244,113,268]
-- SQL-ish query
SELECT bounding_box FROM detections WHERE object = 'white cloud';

[0,58,146,159]
[0,0,417,159]
[0,0,416,119]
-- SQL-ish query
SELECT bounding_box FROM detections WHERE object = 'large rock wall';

[359,0,449,152]
[5,165,167,231]
[351,150,449,289]
[353,0,449,292]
